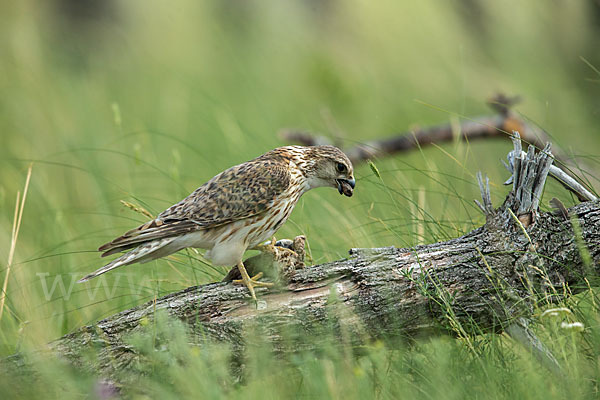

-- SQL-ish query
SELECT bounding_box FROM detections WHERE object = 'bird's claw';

[226,236,307,294]
[254,237,302,259]
[233,270,274,300]
[253,237,277,254]
[233,272,274,287]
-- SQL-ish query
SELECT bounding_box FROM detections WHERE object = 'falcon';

[78,145,355,299]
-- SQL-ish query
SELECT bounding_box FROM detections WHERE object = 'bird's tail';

[77,237,178,283]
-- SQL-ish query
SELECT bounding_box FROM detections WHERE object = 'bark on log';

[40,200,600,378]
[4,136,600,380]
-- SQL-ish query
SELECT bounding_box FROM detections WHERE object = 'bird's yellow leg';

[252,237,277,253]
[233,264,274,300]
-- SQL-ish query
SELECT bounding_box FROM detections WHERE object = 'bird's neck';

[288,159,312,194]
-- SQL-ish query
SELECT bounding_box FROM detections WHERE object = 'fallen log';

[3,134,599,379]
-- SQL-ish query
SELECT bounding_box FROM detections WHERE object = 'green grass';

[1,0,599,398]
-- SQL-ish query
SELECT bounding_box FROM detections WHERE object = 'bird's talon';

[233,274,274,288]
[280,247,298,257]
[252,237,280,254]
[251,272,264,280]
[233,263,274,300]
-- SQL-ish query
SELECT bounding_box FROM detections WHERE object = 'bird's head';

[300,145,355,197]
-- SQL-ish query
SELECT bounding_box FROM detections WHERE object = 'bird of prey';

[78,145,355,299]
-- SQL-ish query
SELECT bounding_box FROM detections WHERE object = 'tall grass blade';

[0,164,33,321]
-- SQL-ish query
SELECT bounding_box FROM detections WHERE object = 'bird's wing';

[98,158,291,255]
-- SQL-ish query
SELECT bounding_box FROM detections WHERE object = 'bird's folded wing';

[99,158,291,256]
[98,219,199,256]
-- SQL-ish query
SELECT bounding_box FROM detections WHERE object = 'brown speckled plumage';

[78,145,355,285]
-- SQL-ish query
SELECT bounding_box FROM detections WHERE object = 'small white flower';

[560,322,584,332]
[540,307,573,319]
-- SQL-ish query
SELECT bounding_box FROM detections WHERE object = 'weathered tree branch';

[281,94,598,201]
[4,136,600,380]
[280,95,546,163]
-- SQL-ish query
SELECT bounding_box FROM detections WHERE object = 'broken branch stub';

[502,131,597,223]
[502,132,554,226]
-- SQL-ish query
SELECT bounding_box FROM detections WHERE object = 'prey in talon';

[222,235,308,285]
[78,145,355,300]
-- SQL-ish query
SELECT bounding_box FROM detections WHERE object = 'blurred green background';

[1,0,599,398]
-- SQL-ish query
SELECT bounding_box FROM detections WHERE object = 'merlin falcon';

[78,145,355,299]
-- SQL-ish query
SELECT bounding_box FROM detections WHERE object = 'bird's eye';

[336,162,347,173]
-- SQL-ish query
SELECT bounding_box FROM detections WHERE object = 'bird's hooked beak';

[336,177,355,197]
